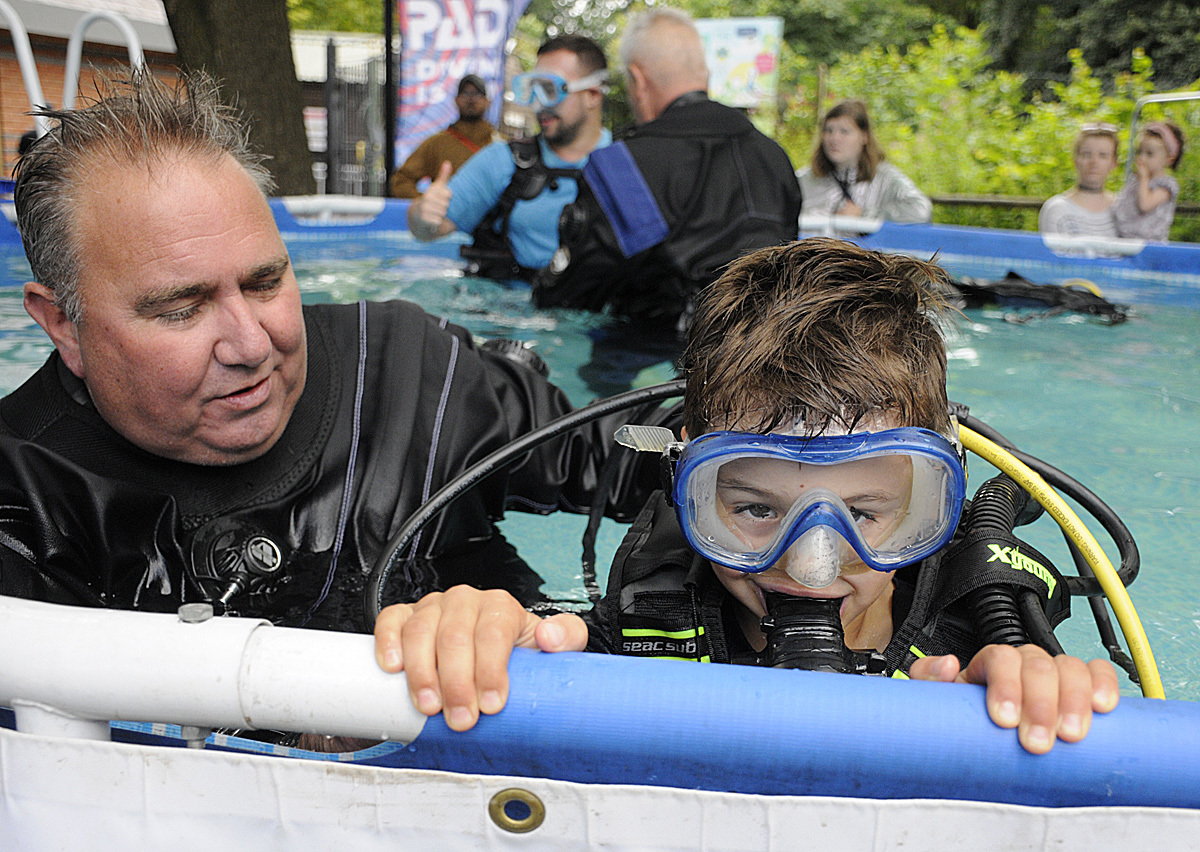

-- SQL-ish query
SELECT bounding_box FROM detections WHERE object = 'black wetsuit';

[533,93,802,330]
[583,494,1067,676]
[0,300,651,632]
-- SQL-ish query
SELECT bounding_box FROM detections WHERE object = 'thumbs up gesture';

[408,160,455,241]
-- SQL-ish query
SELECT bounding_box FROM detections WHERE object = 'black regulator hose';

[954,406,1144,674]
[364,380,687,625]
[958,472,1065,655]
[1063,537,1139,683]
[580,399,668,605]
[759,593,887,674]
[963,475,1034,648]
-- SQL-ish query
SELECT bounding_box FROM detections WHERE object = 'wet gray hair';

[618,7,708,82]
[13,68,274,323]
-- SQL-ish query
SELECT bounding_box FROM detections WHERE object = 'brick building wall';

[1,31,178,177]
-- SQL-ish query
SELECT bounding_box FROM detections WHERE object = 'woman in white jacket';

[1037,123,1120,238]
[798,99,932,223]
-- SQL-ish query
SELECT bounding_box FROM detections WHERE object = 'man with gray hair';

[533,7,801,339]
[0,70,650,632]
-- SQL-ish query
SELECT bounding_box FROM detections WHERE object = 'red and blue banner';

[397,0,531,164]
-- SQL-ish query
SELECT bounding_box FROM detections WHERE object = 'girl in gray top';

[1038,123,1120,238]
[797,99,931,224]
[1112,121,1184,242]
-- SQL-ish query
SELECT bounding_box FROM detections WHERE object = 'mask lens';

[674,429,965,574]
[511,74,567,108]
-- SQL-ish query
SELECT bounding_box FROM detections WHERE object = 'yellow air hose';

[1060,277,1104,297]
[958,424,1165,699]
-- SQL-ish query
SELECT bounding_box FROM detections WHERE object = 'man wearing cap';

[407,35,611,281]
[389,74,497,199]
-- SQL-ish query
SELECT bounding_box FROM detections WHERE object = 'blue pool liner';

[112,648,1200,809]
[2,198,1199,306]
[846,221,1200,307]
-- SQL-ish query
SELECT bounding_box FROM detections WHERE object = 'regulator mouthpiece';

[759,593,888,675]
[760,593,851,672]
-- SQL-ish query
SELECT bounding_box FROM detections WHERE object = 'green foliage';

[504,2,1200,241]
[519,0,634,41]
[978,0,1200,93]
[287,0,381,33]
[779,26,1200,240]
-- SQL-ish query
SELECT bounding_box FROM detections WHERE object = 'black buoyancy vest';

[589,493,1068,677]
[460,137,583,281]
[532,98,801,326]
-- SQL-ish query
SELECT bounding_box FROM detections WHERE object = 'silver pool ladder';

[0,0,50,136]
[62,10,146,109]
[0,0,146,139]
[1124,91,1200,181]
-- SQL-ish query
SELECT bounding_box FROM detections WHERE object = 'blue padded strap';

[583,142,669,258]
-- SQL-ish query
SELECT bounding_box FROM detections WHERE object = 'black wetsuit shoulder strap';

[462,137,580,280]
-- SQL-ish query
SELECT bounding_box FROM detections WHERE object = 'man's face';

[456,84,489,121]
[61,152,307,465]
[533,49,597,148]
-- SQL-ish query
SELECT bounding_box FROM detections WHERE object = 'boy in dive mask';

[375,238,1119,754]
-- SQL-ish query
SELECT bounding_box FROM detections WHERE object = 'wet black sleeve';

[442,320,672,523]
[581,603,619,654]
[0,434,187,611]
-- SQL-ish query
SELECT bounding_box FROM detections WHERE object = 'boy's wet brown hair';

[681,238,956,439]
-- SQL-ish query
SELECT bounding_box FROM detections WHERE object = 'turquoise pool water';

[0,231,1196,701]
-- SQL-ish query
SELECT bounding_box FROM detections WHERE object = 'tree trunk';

[162,0,313,195]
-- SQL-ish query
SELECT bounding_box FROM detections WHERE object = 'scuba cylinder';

[759,592,887,674]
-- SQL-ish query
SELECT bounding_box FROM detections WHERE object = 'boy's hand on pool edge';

[374,586,588,732]
[909,644,1120,755]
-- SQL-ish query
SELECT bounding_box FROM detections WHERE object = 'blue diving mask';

[616,425,966,587]
[511,70,609,109]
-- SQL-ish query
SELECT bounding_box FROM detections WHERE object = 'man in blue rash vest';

[0,69,654,634]
[535,8,801,395]
[375,240,1120,755]
[406,35,611,281]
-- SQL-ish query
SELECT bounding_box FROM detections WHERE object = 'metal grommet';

[488,787,546,834]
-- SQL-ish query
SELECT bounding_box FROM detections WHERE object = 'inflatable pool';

[2,400,1198,849]
[266,198,1200,310]
[3,591,1200,850]
[3,198,1200,850]
[3,196,1199,310]
[798,213,1200,309]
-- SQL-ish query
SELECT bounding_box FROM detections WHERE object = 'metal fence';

[324,44,387,196]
